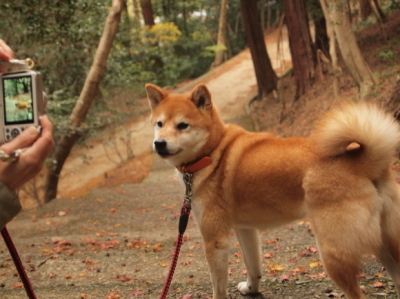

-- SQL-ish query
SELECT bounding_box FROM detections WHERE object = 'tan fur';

[146,83,400,299]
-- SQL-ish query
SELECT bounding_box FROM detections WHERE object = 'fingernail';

[26,126,39,136]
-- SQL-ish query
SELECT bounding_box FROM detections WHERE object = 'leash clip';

[183,172,193,206]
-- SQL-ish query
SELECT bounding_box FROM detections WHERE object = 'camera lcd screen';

[2,75,35,125]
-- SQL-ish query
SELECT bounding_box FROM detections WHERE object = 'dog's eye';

[156,121,163,128]
[177,122,189,130]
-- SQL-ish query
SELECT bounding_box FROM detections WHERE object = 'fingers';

[0,126,40,154]
[0,116,54,157]
[39,115,53,133]
[0,39,14,61]
[32,115,54,156]
[22,115,54,159]
[0,116,54,191]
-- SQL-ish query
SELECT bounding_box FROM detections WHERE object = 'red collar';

[180,156,212,173]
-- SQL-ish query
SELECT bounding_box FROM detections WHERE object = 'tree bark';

[325,0,377,96]
[388,80,400,119]
[310,0,330,59]
[319,0,340,98]
[283,0,320,99]
[213,0,229,67]
[131,0,142,30]
[360,0,373,19]
[240,0,277,99]
[372,0,387,22]
[44,0,124,202]
[140,0,155,27]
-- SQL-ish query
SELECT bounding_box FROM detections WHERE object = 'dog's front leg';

[235,228,262,295]
[201,222,230,299]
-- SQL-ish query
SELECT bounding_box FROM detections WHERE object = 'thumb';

[0,126,39,154]
[0,39,15,61]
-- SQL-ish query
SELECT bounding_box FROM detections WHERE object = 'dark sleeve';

[0,181,21,229]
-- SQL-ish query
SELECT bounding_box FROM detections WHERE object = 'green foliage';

[377,49,398,62]
[0,0,248,139]
[203,45,228,57]
[148,22,181,43]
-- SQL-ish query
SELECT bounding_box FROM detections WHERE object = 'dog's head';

[145,83,221,167]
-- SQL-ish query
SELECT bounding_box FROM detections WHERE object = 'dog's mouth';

[153,139,182,158]
[156,149,182,158]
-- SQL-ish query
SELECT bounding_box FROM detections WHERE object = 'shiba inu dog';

[145,83,400,299]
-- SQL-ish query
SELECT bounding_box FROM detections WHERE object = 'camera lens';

[10,128,20,138]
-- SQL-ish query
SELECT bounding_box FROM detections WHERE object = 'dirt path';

[0,158,396,298]
[57,27,291,198]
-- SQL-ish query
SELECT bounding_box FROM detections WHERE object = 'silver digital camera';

[0,70,45,144]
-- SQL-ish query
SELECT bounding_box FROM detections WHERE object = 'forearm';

[0,181,21,229]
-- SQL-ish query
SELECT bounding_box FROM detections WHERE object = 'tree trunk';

[140,0,155,27]
[309,0,330,59]
[360,0,373,19]
[266,0,272,29]
[319,0,341,98]
[388,80,400,119]
[44,0,124,202]
[213,0,229,68]
[240,0,277,99]
[260,0,266,30]
[372,0,387,22]
[283,0,320,99]
[131,0,142,30]
[325,0,377,96]
[181,0,189,35]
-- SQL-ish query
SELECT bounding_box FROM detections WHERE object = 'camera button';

[11,128,20,138]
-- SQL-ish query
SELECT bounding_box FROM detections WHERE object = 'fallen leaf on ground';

[12,284,23,288]
[308,261,323,268]
[116,274,131,282]
[279,274,290,281]
[264,238,280,244]
[263,253,273,258]
[307,272,327,279]
[373,280,385,288]
[292,267,308,273]
[106,291,120,299]
[268,264,285,271]
[307,246,318,253]
[132,290,144,296]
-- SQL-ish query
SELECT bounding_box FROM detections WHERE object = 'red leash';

[159,157,212,299]
[159,204,191,299]
[1,226,37,299]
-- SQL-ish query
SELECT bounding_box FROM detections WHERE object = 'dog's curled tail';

[312,102,400,179]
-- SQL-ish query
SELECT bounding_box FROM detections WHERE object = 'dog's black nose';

[154,139,167,151]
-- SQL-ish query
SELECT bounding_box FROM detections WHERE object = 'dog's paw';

[238,281,254,295]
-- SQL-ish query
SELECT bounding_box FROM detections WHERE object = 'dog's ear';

[191,84,212,109]
[145,83,169,110]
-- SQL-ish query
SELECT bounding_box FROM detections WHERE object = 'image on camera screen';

[2,76,35,125]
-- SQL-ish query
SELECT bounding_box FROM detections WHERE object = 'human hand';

[0,39,15,72]
[0,115,54,191]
